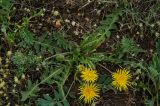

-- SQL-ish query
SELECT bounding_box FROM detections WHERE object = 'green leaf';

[145,99,155,106]
[121,36,142,54]
[62,100,70,106]
[37,94,55,106]
[40,68,64,84]
[148,54,160,90]
[88,53,105,63]
[6,32,15,43]
[1,24,7,36]
[80,34,106,53]
[98,74,112,92]
[21,80,39,101]
[80,57,96,69]
[21,68,63,101]
[37,90,69,106]
[54,89,70,106]
[0,0,12,13]
[150,54,160,73]
[80,9,122,53]
[12,51,42,77]
[20,28,34,45]
[156,39,160,55]
[53,32,74,51]
[148,66,159,78]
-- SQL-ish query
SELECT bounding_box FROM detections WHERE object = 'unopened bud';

[21,74,26,80]
[7,51,12,57]
[14,77,20,84]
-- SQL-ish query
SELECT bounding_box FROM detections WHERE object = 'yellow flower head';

[112,68,132,91]
[79,83,100,104]
[81,68,98,83]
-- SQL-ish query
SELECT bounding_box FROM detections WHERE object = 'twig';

[78,0,94,11]
[64,80,75,99]
[99,0,117,4]
[98,63,112,74]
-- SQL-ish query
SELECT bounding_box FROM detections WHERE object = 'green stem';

[60,85,65,100]
[44,52,71,61]
[65,80,75,99]
[157,90,159,106]
[40,68,61,84]
[33,40,51,47]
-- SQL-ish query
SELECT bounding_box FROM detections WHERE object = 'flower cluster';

[0,51,25,105]
[0,51,12,102]
[78,64,132,104]
[78,65,100,104]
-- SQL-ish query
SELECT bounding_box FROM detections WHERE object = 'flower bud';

[0,81,5,88]
[14,76,20,84]
[53,10,59,16]
[21,74,26,80]
[7,51,12,57]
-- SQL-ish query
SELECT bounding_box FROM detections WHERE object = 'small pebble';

[71,21,76,26]
[65,19,70,23]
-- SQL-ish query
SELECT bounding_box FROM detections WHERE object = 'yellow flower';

[81,68,98,82]
[79,83,100,104]
[112,68,132,91]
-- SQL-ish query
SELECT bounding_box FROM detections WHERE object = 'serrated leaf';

[150,54,160,73]
[20,28,34,45]
[98,74,112,92]
[80,10,122,53]
[88,53,105,63]
[53,90,61,100]
[40,68,64,84]
[21,68,64,102]
[121,36,142,54]
[148,54,160,90]
[53,32,73,51]
[80,58,95,69]
[80,34,105,53]
[21,80,39,101]
[62,100,70,106]
[37,94,55,106]
[148,66,159,78]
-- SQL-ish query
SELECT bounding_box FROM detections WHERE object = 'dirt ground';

[1,0,160,105]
